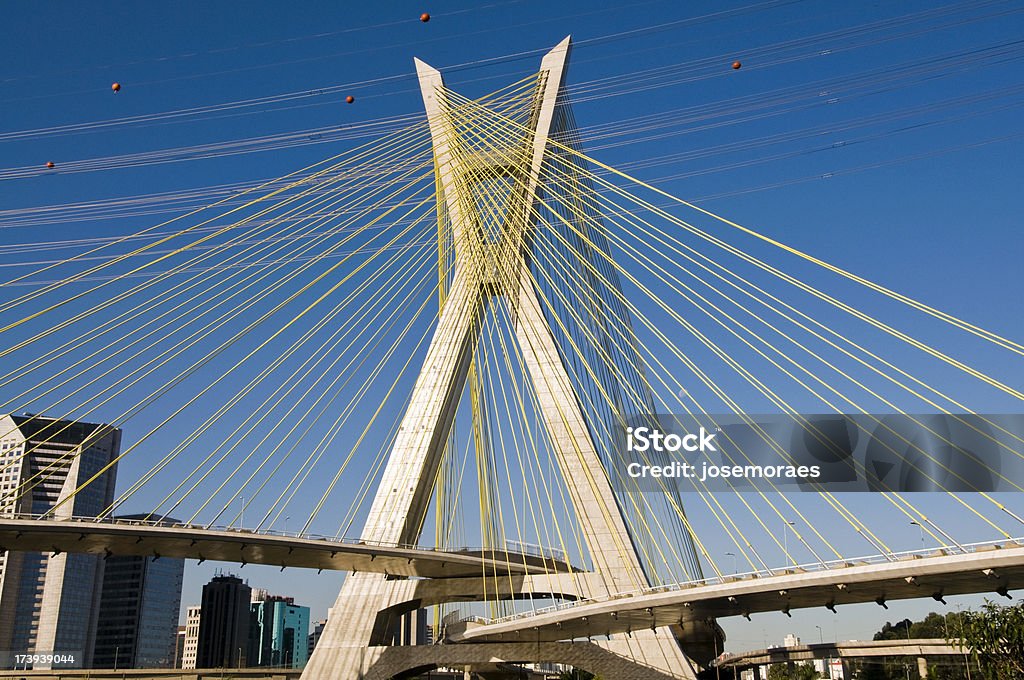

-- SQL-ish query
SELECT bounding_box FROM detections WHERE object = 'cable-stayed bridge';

[2,36,1024,679]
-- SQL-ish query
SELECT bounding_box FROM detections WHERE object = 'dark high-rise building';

[0,414,120,670]
[92,515,185,669]
[196,574,251,668]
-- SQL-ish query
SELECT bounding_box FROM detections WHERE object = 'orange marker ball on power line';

[345,95,355,104]
[732,61,742,70]
[46,161,55,169]
[420,13,430,22]
[112,82,121,92]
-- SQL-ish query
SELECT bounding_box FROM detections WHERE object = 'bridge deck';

[0,518,576,578]
[716,639,962,668]
[449,541,1024,641]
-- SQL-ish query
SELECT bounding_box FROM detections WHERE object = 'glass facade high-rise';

[92,515,185,669]
[250,593,309,668]
[0,414,120,670]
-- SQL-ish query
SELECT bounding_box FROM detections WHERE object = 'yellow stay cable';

[36,165,441,519]
[0,125,436,464]
[454,85,1015,553]
[0,149,430,421]
[444,87,843,569]
[5,159,438,503]
[0,133,428,351]
[164,227,439,523]
[448,86,737,577]
[149,187,441,524]
[530,149,1016,543]
[441,128,665,592]
[464,139,696,589]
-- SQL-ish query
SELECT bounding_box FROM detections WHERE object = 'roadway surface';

[0,517,576,578]
[449,541,1024,641]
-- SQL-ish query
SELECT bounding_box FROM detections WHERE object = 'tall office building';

[92,515,185,669]
[306,611,330,659]
[0,414,120,669]
[250,592,309,668]
[180,605,201,670]
[196,574,251,668]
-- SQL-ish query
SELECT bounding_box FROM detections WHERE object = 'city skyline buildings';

[183,578,312,670]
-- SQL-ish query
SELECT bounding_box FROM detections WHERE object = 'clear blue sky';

[2,0,1023,651]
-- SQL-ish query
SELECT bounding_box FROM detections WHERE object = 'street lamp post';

[725,551,737,575]
[782,521,796,568]
[955,605,973,680]
[816,626,830,679]
[713,631,721,680]
[910,520,924,549]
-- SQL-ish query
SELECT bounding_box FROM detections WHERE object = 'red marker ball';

[46,161,55,169]
[345,95,355,104]
[732,61,742,70]
[420,13,430,22]
[112,82,121,92]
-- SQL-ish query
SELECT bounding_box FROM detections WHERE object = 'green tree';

[557,670,596,680]
[863,611,971,680]
[958,600,1024,679]
[766,662,819,680]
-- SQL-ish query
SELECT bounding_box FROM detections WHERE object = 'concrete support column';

[917,656,929,678]
[300,35,701,680]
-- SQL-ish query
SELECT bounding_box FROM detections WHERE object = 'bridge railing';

[484,534,1024,625]
[503,539,568,564]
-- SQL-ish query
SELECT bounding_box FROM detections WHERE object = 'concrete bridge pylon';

[300,37,704,680]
